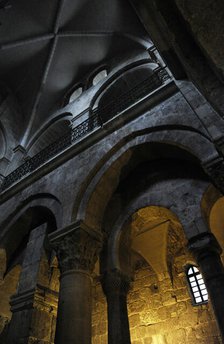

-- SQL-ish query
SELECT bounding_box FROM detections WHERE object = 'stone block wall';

[91,260,221,344]
[128,266,220,344]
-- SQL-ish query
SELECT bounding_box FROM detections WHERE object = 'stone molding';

[10,285,58,314]
[102,269,132,296]
[188,232,222,260]
[202,155,224,194]
[49,220,103,274]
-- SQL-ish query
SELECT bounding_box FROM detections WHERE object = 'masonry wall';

[92,262,221,344]
[1,83,221,232]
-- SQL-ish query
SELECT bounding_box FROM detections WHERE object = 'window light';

[69,86,83,103]
[187,265,208,305]
[92,69,107,86]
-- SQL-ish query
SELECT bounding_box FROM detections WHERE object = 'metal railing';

[0,67,170,193]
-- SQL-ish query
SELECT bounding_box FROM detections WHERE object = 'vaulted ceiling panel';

[0,0,151,146]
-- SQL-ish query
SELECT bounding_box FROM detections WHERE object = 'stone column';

[102,270,131,344]
[7,223,58,344]
[188,232,224,340]
[49,220,102,344]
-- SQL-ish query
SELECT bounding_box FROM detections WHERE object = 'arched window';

[187,265,208,305]
[92,69,108,86]
[69,86,83,103]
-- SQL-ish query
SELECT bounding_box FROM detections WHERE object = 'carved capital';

[102,270,131,297]
[203,156,224,194]
[188,232,222,261]
[49,220,103,274]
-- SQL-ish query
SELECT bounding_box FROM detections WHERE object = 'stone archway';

[0,195,62,344]
[92,205,221,343]
[73,129,219,231]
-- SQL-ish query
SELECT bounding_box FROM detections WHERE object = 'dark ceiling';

[0,0,151,147]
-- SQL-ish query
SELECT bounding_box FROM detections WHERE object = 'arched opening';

[63,85,84,106]
[0,204,60,342]
[126,206,217,343]
[1,205,57,268]
[92,69,108,86]
[28,118,72,157]
[80,141,209,234]
[92,205,221,343]
[97,62,159,123]
[81,138,223,343]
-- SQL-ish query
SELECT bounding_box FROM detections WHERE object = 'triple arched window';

[186,265,208,305]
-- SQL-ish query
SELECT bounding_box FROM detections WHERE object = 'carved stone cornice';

[202,155,224,194]
[188,232,222,261]
[102,270,132,297]
[10,285,58,314]
[49,220,103,274]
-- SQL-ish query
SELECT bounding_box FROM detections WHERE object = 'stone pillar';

[102,270,131,344]
[188,232,224,340]
[49,220,102,344]
[7,223,58,344]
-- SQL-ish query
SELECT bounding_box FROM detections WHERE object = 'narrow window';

[187,265,208,305]
[69,86,83,103]
[92,69,107,86]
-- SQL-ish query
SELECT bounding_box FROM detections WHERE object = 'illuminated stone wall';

[91,260,221,344]
[0,265,21,337]
[128,263,220,344]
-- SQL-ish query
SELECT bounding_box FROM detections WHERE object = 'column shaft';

[102,271,131,344]
[55,270,92,344]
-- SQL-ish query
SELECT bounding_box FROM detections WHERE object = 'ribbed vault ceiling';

[0,0,151,146]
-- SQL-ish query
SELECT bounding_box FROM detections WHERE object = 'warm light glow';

[152,334,167,343]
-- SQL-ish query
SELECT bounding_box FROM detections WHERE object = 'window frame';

[186,264,208,306]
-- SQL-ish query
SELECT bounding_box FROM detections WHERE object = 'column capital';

[102,269,132,296]
[49,220,103,274]
[188,232,222,260]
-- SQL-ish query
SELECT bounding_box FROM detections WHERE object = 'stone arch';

[106,176,210,271]
[201,185,223,227]
[26,116,72,156]
[113,206,186,278]
[90,59,158,110]
[0,193,62,273]
[73,128,218,230]
[93,61,159,123]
